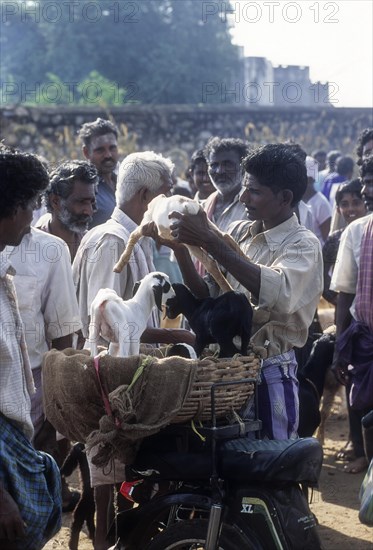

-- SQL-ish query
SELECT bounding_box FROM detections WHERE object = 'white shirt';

[307,192,332,246]
[73,207,158,338]
[330,213,372,318]
[0,254,34,439]
[4,228,82,370]
[298,200,316,233]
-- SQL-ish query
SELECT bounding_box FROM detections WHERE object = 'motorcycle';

[109,380,324,550]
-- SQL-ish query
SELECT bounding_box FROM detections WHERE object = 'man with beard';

[33,159,94,508]
[79,118,120,228]
[193,137,249,278]
[203,137,250,231]
[36,160,98,261]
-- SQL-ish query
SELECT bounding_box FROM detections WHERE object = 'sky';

[229,0,372,108]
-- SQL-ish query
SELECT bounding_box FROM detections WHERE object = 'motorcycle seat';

[219,437,323,485]
[127,437,322,486]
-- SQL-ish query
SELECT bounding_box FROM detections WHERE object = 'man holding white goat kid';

[165,143,324,441]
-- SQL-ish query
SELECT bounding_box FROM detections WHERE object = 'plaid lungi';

[0,414,62,549]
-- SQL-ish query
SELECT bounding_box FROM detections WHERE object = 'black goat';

[298,331,337,440]
[165,283,253,358]
[60,442,95,550]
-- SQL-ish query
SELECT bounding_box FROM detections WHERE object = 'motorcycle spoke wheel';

[146,519,260,550]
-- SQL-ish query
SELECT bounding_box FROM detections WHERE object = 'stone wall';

[1,104,372,172]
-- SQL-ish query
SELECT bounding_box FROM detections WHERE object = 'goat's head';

[164,283,191,319]
[133,272,175,311]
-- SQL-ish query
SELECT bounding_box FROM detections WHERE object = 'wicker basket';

[172,349,262,423]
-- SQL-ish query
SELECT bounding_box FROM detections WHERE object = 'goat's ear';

[153,283,163,311]
[132,281,141,297]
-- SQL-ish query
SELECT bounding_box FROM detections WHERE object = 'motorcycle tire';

[145,518,262,549]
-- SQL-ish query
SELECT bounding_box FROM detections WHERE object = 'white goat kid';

[113,194,242,293]
[85,272,175,357]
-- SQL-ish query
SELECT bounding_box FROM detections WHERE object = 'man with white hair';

[72,151,194,550]
[73,151,194,345]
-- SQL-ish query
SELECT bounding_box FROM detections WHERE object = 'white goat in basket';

[85,272,175,357]
[113,194,242,292]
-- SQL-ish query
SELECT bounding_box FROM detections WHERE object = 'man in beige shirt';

[170,143,323,440]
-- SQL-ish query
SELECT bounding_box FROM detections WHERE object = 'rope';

[230,409,246,436]
[191,419,206,442]
[126,356,153,392]
[86,356,154,468]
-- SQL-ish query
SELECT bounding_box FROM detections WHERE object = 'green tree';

[1,3,47,102]
[1,0,241,104]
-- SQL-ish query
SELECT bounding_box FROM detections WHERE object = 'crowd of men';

[1,121,372,549]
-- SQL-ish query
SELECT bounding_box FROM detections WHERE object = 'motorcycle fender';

[110,492,214,549]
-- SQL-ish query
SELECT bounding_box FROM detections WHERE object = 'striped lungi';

[243,349,299,440]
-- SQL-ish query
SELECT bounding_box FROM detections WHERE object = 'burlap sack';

[42,348,197,465]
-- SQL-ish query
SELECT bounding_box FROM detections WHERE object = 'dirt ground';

[43,399,372,550]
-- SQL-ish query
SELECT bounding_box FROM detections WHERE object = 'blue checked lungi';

[243,350,299,440]
[0,414,62,550]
